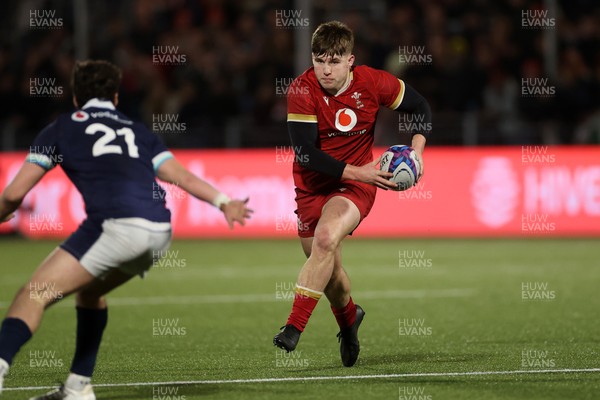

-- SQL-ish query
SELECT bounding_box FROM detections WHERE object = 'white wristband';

[212,193,231,209]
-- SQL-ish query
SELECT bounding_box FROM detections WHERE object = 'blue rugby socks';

[70,307,108,378]
[0,318,33,366]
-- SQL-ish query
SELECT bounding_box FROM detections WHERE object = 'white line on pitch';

[4,368,600,391]
[0,288,475,309]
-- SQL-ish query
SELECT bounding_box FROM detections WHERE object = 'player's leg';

[29,270,134,400]
[274,196,360,351]
[324,244,351,308]
[302,238,352,308]
[5,248,96,330]
[296,196,360,292]
[300,239,355,322]
[0,248,97,393]
[325,245,365,366]
[299,213,365,367]
[27,218,170,399]
[62,270,134,398]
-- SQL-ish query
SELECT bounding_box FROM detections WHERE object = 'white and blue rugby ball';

[379,145,421,191]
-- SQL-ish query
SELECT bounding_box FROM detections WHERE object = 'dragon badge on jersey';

[351,91,364,109]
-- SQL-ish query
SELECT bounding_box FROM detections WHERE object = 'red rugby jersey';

[287,65,405,193]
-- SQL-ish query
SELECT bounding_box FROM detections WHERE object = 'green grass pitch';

[0,237,599,399]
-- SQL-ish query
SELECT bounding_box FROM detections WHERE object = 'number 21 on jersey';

[85,123,139,158]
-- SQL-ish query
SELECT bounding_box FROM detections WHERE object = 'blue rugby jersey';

[26,98,172,223]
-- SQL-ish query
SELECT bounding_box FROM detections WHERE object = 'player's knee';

[76,290,105,309]
[313,227,338,255]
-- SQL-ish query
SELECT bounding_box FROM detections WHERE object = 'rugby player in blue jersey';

[0,60,252,399]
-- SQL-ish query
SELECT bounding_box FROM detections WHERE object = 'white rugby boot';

[29,373,95,400]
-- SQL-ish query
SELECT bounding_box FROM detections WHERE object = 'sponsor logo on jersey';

[88,110,134,125]
[71,110,89,122]
[334,108,357,132]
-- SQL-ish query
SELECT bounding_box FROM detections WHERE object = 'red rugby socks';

[286,285,322,332]
[331,296,357,330]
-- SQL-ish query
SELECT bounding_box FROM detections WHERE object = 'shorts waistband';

[109,217,171,232]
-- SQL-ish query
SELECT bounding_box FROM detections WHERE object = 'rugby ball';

[379,145,420,191]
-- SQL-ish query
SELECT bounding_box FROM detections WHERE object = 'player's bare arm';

[0,163,46,223]
[156,157,253,228]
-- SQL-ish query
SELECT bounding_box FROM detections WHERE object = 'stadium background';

[0,0,598,238]
[1,0,599,148]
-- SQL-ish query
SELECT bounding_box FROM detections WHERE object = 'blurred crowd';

[0,0,599,150]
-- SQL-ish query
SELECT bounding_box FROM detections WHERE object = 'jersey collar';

[82,98,116,110]
[334,71,354,97]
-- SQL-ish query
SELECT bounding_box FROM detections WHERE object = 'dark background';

[0,0,598,150]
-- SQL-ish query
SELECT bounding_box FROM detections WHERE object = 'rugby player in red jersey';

[273,21,431,366]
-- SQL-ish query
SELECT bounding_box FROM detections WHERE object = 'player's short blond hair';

[311,21,354,57]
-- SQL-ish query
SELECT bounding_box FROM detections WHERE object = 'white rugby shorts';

[61,217,172,278]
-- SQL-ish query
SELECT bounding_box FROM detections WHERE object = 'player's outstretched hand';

[221,198,253,229]
[343,157,398,190]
